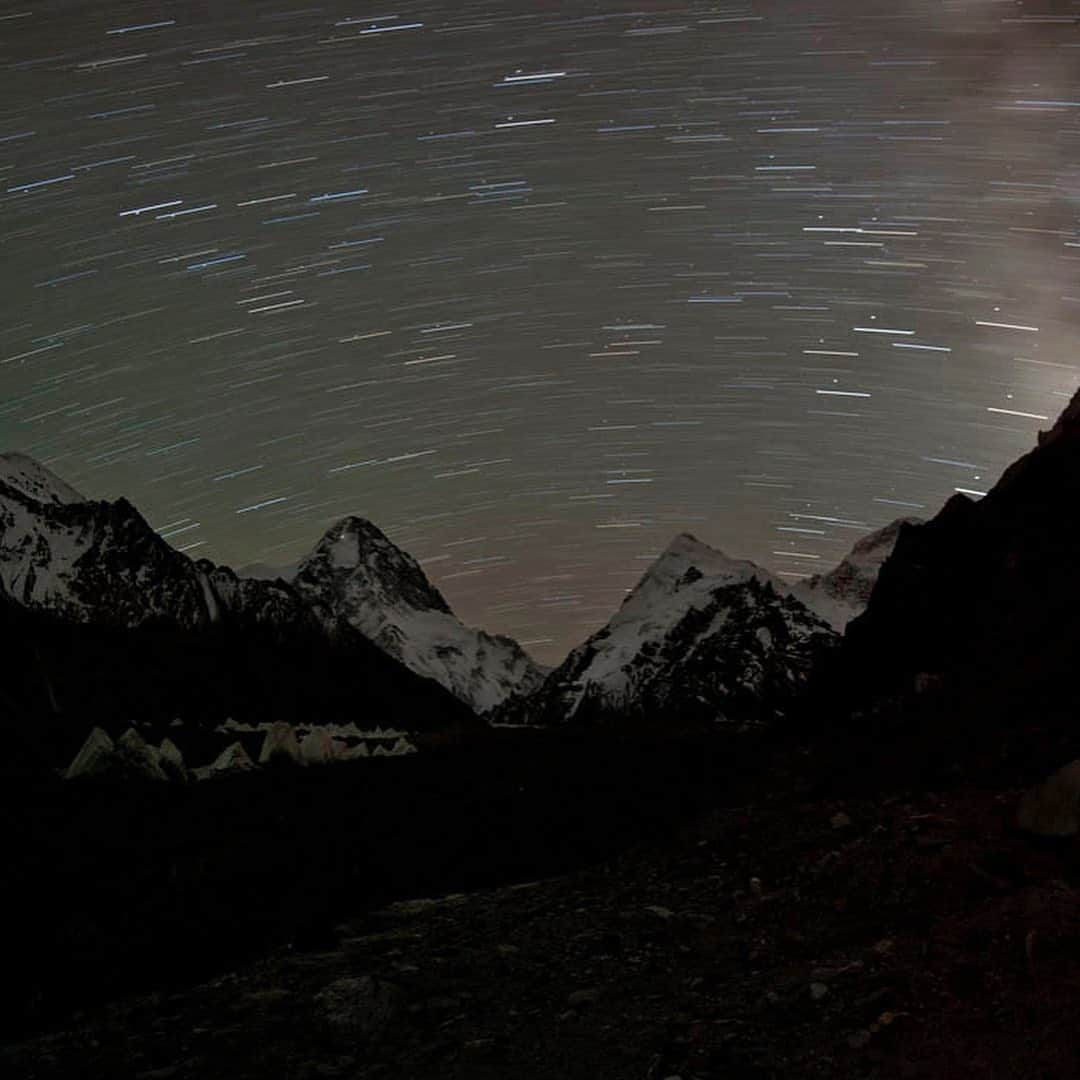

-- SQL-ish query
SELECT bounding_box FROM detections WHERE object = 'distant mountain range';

[0,452,543,717]
[0,449,924,764]
[0,453,478,777]
[496,522,913,730]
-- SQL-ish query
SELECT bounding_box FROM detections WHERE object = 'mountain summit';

[499,516,918,729]
[296,516,453,618]
[292,516,547,714]
[501,531,837,729]
[0,455,544,719]
[0,452,477,748]
[0,454,223,626]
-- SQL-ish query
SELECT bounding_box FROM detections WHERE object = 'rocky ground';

[6,769,1080,1080]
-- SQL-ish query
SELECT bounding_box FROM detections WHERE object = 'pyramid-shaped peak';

[64,727,115,780]
[616,532,777,620]
[663,531,707,554]
[661,532,726,560]
[333,514,389,540]
[653,531,762,581]
[0,451,86,506]
[298,515,451,614]
[318,515,408,566]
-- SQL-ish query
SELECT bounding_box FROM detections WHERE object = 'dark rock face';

[836,385,1080,737]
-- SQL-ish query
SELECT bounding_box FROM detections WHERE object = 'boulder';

[1017,760,1080,837]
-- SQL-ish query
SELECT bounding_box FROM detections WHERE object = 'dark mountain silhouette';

[827,387,1080,778]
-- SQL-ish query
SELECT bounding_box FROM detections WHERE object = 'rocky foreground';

[6,763,1080,1080]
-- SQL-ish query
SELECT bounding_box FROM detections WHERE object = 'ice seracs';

[290,516,547,714]
[299,728,341,765]
[258,721,303,765]
[64,727,116,780]
[195,741,257,780]
[115,727,169,781]
[64,726,172,781]
[158,737,188,780]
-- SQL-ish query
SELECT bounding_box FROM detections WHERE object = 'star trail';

[2,0,1078,663]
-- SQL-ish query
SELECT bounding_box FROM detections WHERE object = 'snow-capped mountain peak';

[0,452,314,629]
[291,516,546,713]
[0,456,544,718]
[642,532,776,593]
[501,531,835,729]
[296,516,451,615]
[0,452,85,506]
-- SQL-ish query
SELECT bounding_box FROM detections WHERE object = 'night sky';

[2,1,1078,664]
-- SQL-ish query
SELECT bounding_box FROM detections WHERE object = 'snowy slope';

[0,475,210,624]
[504,533,837,729]
[0,452,309,629]
[0,452,85,505]
[792,518,922,631]
[0,453,535,722]
[291,516,548,713]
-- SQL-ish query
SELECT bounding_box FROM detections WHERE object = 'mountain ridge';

[0,453,545,718]
[499,519,913,729]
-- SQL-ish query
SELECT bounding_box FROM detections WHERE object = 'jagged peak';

[608,532,777,623]
[0,451,86,506]
[648,531,766,584]
[660,531,717,558]
[296,515,451,614]
[314,515,410,568]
